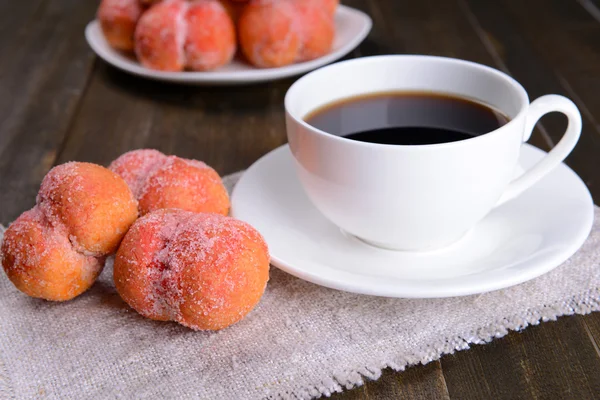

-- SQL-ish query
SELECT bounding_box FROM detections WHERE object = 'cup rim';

[284,54,530,150]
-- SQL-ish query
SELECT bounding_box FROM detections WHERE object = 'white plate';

[85,5,372,85]
[231,144,594,298]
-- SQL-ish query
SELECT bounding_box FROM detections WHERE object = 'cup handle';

[496,94,582,206]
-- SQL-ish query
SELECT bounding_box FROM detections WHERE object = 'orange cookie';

[295,1,335,62]
[2,162,138,301]
[238,0,301,68]
[109,149,230,216]
[134,0,236,72]
[134,0,187,71]
[185,0,237,71]
[37,162,139,255]
[323,0,339,16]
[107,149,166,198]
[114,209,270,330]
[97,0,144,51]
[2,209,105,301]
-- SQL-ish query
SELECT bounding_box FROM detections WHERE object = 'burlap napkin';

[0,172,598,400]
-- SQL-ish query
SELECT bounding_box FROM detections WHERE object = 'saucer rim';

[231,144,594,298]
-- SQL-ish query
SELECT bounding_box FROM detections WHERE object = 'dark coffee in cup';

[304,91,510,145]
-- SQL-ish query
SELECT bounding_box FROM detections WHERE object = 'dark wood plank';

[478,0,600,200]
[330,361,450,400]
[502,0,600,137]
[582,313,600,359]
[342,0,403,57]
[442,315,600,399]
[55,63,291,175]
[0,0,98,224]
[577,0,600,24]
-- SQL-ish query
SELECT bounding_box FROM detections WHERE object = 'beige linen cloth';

[0,172,599,400]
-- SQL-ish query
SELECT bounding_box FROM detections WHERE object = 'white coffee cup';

[284,55,582,251]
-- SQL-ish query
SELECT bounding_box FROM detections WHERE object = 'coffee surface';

[304,92,510,145]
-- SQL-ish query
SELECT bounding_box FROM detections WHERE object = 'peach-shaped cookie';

[2,209,105,301]
[185,0,237,71]
[37,162,139,255]
[295,1,335,62]
[109,149,230,216]
[97,0,143,51]
[134,0,187,72]
[114,209,270,330]
[238,0,301,68]
[134,0,237,71]
[2,162,137,301]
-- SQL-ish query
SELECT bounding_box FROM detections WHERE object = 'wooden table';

[1,0,599,398]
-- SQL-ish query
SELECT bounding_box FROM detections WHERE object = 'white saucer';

[85,6,372,85]
[231,144,594,298]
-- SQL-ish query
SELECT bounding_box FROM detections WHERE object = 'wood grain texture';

[330,361,450,400]
[578,0,600,24]
[441,316,600,399]
[56,63,291,175]
[0,0,97,224]
[582,313,600,360]
[480,0,600,200]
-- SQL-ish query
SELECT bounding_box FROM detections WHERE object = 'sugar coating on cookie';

[1,209,105,301]
[98,0,144,51]
[238,0,335,68]
[109,149,230,216]
[2,162,137,301]
[295,1,335,62]
[108,149,167,198]
[114,209,270,330]
[134,0,188,71]
[134,0,237,71]
[238,0,301,68]
[37,162,139,255]
[185,0,237,71]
